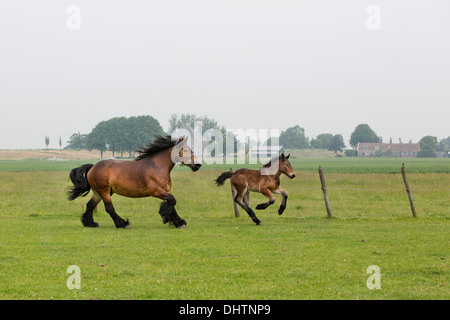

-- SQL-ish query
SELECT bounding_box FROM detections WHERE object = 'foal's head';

[279,153,296,179]
[172,136,202,172]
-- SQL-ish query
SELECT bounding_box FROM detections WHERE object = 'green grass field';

[0,157,449,299]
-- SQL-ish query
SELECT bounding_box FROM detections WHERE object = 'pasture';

[0,157,449,299]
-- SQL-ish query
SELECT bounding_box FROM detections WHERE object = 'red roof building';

[357,142,420,157]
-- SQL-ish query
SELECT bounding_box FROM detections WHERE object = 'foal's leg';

[233,187,261,225]
[158,193,186,228]
[81,193,101,227]
[243,191,250,207]
[255,189,276,210]
[273,188,288,215]
[100,192,129,228]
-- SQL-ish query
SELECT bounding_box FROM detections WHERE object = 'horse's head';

[279,153,296,179]
[172,136,202,172]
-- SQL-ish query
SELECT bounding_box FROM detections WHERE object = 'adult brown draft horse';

[66,135,201,229]
[215,153,296,225]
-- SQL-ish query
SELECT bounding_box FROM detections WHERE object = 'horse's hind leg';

[81,193,101,227]
[233,187,261,225]
[100,193,130,228]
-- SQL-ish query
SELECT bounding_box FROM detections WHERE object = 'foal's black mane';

[262,155,281,168]
[135,135,180,161]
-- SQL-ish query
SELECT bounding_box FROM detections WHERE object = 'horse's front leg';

[273,188,288,215]
[157,192,186,228]
[255,189,276,210]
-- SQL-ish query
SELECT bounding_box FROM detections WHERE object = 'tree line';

[64,115,449,158]
[65,114,238,158]
[66,115,164,158]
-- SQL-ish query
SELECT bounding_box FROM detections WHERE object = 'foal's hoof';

[177,224,187,229]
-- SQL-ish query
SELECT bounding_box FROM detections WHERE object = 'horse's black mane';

[135,135,179,161]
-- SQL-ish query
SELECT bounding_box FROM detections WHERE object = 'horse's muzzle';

[191,163,202,172]
[290,174,296,179]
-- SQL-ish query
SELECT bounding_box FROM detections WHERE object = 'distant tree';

[344,149,358,157]
[329,134,346,153]
[59,135,62,150]
[417,135,438,158]
[66,132,87,150]
[126,115,165,157]
[310,133,345,153]
[168,113,237,155]
[107,117,127,157]
[349,124,381,149]
[168,114,203,133]
[85,115,164,158]
[437,136,450,152]
[86,121,109,158]
[45,135,50,149]
[310,133,333,149]
[279,125,309,149]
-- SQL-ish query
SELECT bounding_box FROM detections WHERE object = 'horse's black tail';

[66,164,94,201]
[215,170,233,186]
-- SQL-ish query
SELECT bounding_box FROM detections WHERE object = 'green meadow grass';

[0,158,449,299]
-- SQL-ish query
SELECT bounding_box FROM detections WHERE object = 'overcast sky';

[0,0,449,149]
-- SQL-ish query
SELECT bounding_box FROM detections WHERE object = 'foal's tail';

[215,170,233,186]
[66,164,94,201]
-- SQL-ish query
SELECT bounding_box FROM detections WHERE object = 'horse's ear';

[178,136,188,144]
[280,153,285,160]
[286,153,290,159]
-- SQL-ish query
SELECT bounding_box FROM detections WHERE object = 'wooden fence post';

[231,186,240,217]
[401,163,417,218]
[318,166,332,218]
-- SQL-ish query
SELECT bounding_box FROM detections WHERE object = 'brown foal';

[215,153,296,225]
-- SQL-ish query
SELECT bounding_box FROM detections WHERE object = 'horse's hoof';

[83,222,99,228]
[177,224,187,229]
[116,219,130,228]
[161,217,170,224]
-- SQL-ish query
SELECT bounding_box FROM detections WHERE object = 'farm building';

[251,146,285,158]
[357,142,420,157]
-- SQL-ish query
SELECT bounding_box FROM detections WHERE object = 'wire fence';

[1,164,449,219]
